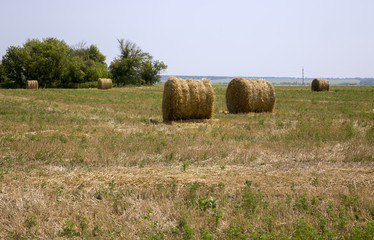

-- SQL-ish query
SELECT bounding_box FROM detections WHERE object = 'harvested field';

[0,85,374,239]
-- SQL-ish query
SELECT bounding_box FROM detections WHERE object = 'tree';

[0,46,29,88]
[64,44,109,87]
[0,38,109,88]
[0,38,70,88]
[0,61,9,87]
[109,39,167,85]
[139,54,167,85]
[23,38,70,88]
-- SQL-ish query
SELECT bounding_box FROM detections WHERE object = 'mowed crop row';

[0,85,374,239]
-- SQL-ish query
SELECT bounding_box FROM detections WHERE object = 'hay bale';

[162,76,214,122]
[226,78,275,113]
[311,78,329,91]
[98,78,112,89]
[26,80,38,89]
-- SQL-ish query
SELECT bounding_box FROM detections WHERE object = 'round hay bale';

[311,78,329,91]
[98,78,112,89]
[162,76,214,122]
[226,78,275,113]
[26,80,38,89]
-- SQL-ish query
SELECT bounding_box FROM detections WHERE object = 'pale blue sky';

[1,0,373,78]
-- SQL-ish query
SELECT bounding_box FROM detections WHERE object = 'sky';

[0,0,374,78]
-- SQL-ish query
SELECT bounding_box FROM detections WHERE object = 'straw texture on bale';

[98,78,112,89]
[26,80,38,89]
[311,78,329,91]
[226,78,275,113]
[162,76,214,122]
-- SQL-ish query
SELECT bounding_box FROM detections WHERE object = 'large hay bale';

[26,80,38,89]
[311,78,329,91]
[162,76,214,122]
[226,78,275,113]
[98,78,112,89]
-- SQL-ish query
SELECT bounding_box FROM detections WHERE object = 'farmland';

[160,76,367,85]
[0,85,374,239]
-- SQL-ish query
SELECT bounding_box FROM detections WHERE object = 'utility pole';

[302,66,305,85]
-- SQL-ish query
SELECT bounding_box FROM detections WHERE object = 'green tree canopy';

[0,46,29,88]
[23,38,70,88]
[64,43,109,87]
[109,39,167,85]
[0,38,109,88]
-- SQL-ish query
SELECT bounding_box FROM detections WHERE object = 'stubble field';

[0,85,374,239]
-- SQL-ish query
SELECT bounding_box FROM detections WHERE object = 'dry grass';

[162,76,214,122]
[0,85,374,239]
[226,78,275,113]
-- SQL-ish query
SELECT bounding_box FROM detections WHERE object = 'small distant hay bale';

[311,78,329,91]
[26,80,38,89]
[98,78,112,89]
[162,76,214,122]
[226,78,275,113]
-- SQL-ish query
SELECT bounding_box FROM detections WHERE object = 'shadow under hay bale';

[311,78,330,91]
[26,80,38,89]
[162,76,214,122]
[98,78,112,90]
[226,77,275,113]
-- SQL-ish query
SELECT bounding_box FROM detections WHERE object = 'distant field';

[207,78,361,85]
[1,85,374,239]
[161,75,364,85]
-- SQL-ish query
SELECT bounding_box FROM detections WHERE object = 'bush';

[76,81,98,89]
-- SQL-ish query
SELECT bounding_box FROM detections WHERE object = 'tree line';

[0,38,167,88]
